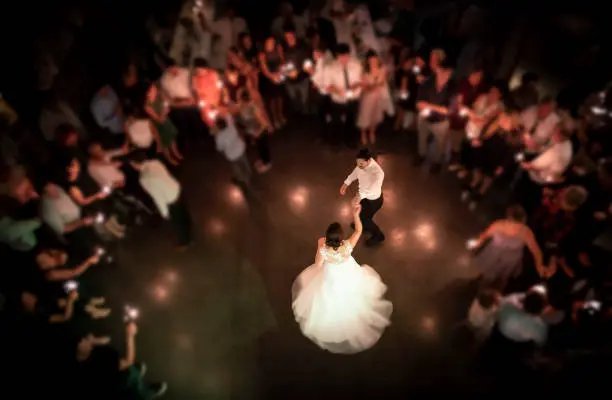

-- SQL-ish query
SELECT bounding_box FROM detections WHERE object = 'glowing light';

[96,247,106,256]
[421,108,431,117]
[198,100,206,108]
[165,270,178,284]
[421,316,436,334]
[413,223,437,251]
[102,185,112,195]
[289,186,309,210]
[390,228,406,247]
[466,239,478,250]
[459,108,468,117]
[216,80,224,88]
[95,213,105,224]
[152,285,169,302]
[591,106,606,115]
[227,185,244,206]
[339,203,351,217]
[208,109,218,120]
[382,188,394,209]
[303,59,313,69]
[64,280,78,292]
[399,91,408,100]
[346,90,354,99]
[412,66,421,74]
[208,218,226,235]
[515,152,524,162]
[124,305,139,321]
[531,284,547,295]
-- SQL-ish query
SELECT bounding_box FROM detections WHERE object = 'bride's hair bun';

[325,222,344,250]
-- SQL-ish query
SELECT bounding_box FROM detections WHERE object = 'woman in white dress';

[357,50,394,146]
[292,203,393,354]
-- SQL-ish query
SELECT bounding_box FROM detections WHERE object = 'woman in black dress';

[236,32,260,89]
[258,35,286,129]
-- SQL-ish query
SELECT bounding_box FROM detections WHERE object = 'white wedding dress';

[292,240,393,354]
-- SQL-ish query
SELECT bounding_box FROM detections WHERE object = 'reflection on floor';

[99,121,496,399]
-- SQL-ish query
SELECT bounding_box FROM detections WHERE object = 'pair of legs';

[360,196,385,245]
[393,107,415,131]
[230,153,253,186]
[285,80,309,114]
[327,101,359,148]
[360,125,378,146]
[416,118,450,171]
[252,134,272,172]
[267,96,285,129]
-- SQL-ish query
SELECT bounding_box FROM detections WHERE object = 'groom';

[339,148,385,246]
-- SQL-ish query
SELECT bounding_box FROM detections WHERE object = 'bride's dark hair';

[325,222,344,250]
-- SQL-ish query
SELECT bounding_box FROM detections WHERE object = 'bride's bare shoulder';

[317,237,325,247]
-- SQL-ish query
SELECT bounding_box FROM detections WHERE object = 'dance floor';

[98,121,497,399]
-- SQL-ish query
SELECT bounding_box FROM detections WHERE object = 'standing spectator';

[282,28,310,115]
[496,290,548,347]
[357,50,393,146]
[321,43,363,148]
[511,72,540,111]
[237,91,272,172]
[520,96,561,152]
[415,58,455,173]
[258,35,287,129]
[271,2,306,39]
[212,7,248,69]
[39,93,87,142]
[211,115,252,186]
[90,85,125,148]
[131,153,192,250]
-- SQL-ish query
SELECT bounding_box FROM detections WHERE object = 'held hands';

[339,184,347,196]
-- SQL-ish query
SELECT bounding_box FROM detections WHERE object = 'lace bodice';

[319,241,354,265]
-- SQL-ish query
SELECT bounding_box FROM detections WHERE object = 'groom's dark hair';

[356,148,373,161]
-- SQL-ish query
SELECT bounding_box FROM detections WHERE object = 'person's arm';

[340,167,358,195]
[347,204,363,248]
[523,227,544,275]
[314,237,326,265]
[144,86,163,121]
[119,323,137,370]
[63,216,93,234]
[45,253,99,281]
[48,291,78,323]
[258,53,275,80]
[69,186,106,206]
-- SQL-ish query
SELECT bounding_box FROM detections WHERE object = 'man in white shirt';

[87,142,126,189]
[339,148,385,246]
[322,43,363,148]
[519,97,561,151]
[521,126,573,184]
[40,183,92,237]
[131,153,192,249]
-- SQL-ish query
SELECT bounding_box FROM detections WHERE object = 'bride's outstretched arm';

[348,205,363,248]
[314,237,325,266]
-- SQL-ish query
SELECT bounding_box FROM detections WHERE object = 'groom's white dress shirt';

[344,159,384,200]
[139,160,180,219]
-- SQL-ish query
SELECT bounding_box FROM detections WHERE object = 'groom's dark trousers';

[360,195,384,242]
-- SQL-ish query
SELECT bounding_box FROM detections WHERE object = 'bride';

[292,203,393,354]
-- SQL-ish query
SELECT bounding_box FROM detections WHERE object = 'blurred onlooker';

[211,115,252,186]
[237,91,272,172]
[39,93,86,142]
[271,2,306,39]
[304,7,336,50]
[87,143,127,190]
[282,28,310,114]
[40,182,93,239]
[511,72,540,111]
[90,85,125,148]
[258,35,287,129]
[520,96,561,151]
[467,288,500,341]
[213,6,248,69]
[0,214,41,252]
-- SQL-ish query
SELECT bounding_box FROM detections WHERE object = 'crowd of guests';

[1,0,612,396]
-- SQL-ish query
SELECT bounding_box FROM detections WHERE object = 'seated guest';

[53,123,87,163]
[90,84,125,147]
[130,152,192,250]
[0,215,41,252]
[497,289,548,347]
